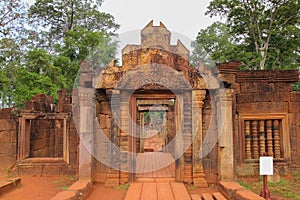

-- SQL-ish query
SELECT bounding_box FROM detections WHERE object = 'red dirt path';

[86,183,127,200]
[0,176,75,200]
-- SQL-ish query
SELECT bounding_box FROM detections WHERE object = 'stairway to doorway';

[135,152,175,181]
[124,182,190,200]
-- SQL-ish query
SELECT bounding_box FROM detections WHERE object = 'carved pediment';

[116,64,191,90]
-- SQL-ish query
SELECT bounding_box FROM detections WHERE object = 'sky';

[100,0,221,55]
[24,0,220,53]
[100,0,218,40]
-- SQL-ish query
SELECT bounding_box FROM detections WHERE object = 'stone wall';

[289,92,300,171]
[0,108,18,170]
[202,92,218,184]
[29,119,63,158]
[0,92,79,176]
[93,89,112,182]
[217,61,300,177]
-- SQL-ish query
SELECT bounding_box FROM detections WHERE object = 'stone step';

[136,178,175,183]
[141,183,157,200]
[191,194,201,200]
[201,193,214,200]
[124,182,191,200]
[212,192,227,200]
[0,178,21,195]
[157,182,174,200]
[124,183,143,200]
[170,182,190,200]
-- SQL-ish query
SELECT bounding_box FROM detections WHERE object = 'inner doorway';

[130,93,181,181]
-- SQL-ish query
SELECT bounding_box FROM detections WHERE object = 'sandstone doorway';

[129,92,181,181]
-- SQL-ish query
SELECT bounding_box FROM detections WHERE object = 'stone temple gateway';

[0,21,300,196]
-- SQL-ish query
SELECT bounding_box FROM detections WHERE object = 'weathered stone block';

[99,115,106,129]
[289,102,300,113]
[291,92,300,102]
[235,189,265,200]
[0,155,16,169]
[100,101,111,115]
[24,100,39,111]
[0,143,16,155]
[240,83,257,93]
[236,163,255,176]
[237,94,254,104]
[63,104,72,112]
[106,115,111,129]
[0,131,12,143]
[274,82,292,92]
[0,108,13,119]
[271,102,289,113]
[0,119,15,131]
[218,181,244,199]
[257,83,274,92]
[51,190,78,200]
[253,92,273,102]
[41,166,62,176]
[273,92,290,102]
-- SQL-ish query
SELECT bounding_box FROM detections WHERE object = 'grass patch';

[115,184,130,190]
[240,176,300,200]
[60,186,69,191]
[5,167,13,178]
[53,179,65,184]
[239,180,251,190]
[187,185,197,190]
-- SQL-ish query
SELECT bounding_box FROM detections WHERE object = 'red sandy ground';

[0,176,75,200]
[0,175,127,200]
[86,183,127,200]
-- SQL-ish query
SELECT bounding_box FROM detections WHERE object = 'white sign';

[259,156,273,175]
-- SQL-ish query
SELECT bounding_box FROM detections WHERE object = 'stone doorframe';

[114,90,209,185]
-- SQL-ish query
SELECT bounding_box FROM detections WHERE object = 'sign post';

[259,152,273,199]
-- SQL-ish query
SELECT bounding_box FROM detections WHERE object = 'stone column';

[192,90,208,187]
[216,88,234,181]
[119,90,130,184]
[183,91,193,184]
[78,87,95,180]
[105,89,120,187]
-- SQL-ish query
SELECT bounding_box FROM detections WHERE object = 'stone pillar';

[119,90,130,184]
[192,90,208,187]
[105,89,120,187]
[78,87,95,180]
[183,91,193,184]
[216,88,234,181]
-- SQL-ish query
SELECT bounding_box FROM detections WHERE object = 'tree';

[13,49,67,107]
[0,38,23,107]
[28,0,119,89]
[28,0,119,50]
[202,0,299,70]
[191,22,238,68]
[0,0,28,39]
[54,27,118,89]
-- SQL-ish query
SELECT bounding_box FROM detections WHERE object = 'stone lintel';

[237,70,299,83]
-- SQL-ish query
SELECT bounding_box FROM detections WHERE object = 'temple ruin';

[0,21,300,193]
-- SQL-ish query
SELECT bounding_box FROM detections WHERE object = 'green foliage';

[0,0,28,39]
[191,22,237,67]
[60,186,69,191]
[13,49,66,107]
[0,0,119,108]
[192,0,300,70]
[115,184,130,190]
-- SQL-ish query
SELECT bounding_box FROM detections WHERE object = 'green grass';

[187,185,197,190]
[5,167,13,178]
[239,175,300,200]
[60,186,69,191]
[115,184,130,190]
[53,179,64,184]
